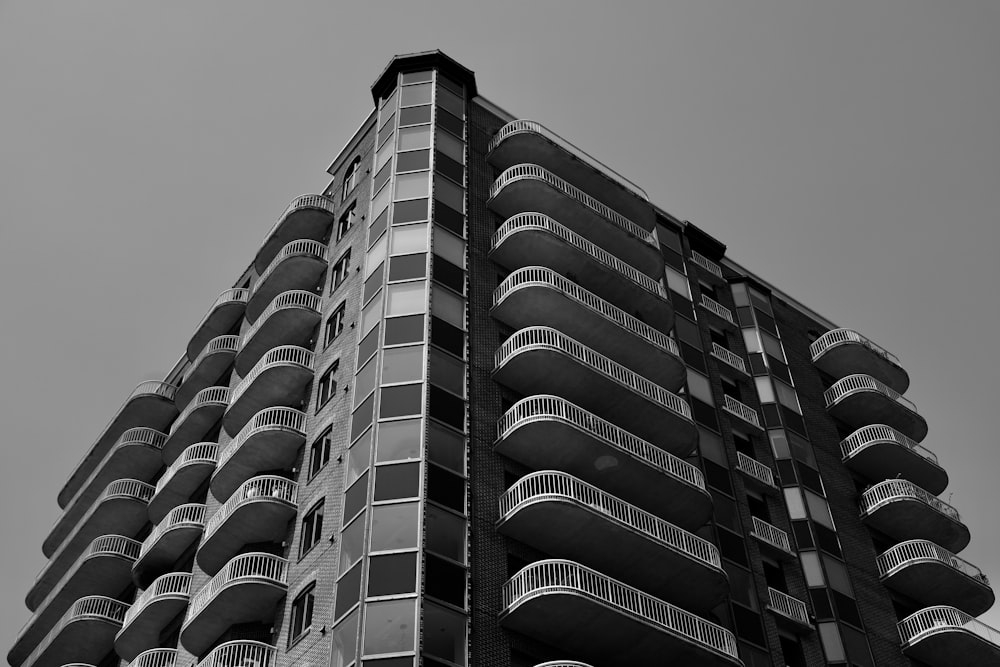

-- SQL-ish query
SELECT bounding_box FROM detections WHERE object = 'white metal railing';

[122,572,192,626]
[699,296,734,324]
[691,250,723,278]
[23,596,129,667]
[750,516,794,554]
[711,343,747,374]
[767,588,811,625]
[503,560,739,660]
[185,335,239,379]
[204,476,298,539]
[496,327,692,420]
[497,396,704,489]
[824,374,918,412]
[810,328,900,366]
[140,503,207,560]
[533,663,594,667]
[493,213,666,297]
[494,267,679,357]
[500,471,720,568]
[723,395,761,428]
[877,539,988,584]
[490,164,657,246]
[155,443,219,494]
[186,553,288,620]
[252,239,328,296]
[260,193,336,245]
[171,386,229,433]
[240,290,321,347]
[841,424,938,465]
[899,606,1000,648]
[736,451,776,487]
[197,640,277,667]
[216,406,307,474]
[228,345,314,407]
[860,479,961,522]
[129,648,178,667]
[115,427,167,452]
[192,290,249,340]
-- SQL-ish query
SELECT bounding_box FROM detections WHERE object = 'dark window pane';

[672,294,694,321]
[782,406,808,436]
[396,149,430,172]
[680,341,707,373]
[428,464,464,512]
[385,315,425,346]
[691,398,719,431]
[755,309,777,334]
[374,462,421,501]
[351,396,375,441]
[704,460,733,495]
[732,605,765,645]
[762,403,782,428]
[335,562,363,619]
[379,384,422,419]
[737,306,755,327]
[432,255,464,294]
[434,201,464,236]
[369,209,389,247]
[833,590,863,627]
[777,459,797,486]
[675,316,701,348]
[398,105,432,127]
[438,73,462,95]
[364,264,384,303]
[425,554,466,607]
[662,247,685,271]
[748,353,768,376]
[374,161,392,193]
[797,462,824,495]
[358,326,379,365]
[435,151,464,184]
[363,659,413,667]
[343,472,368,523]
[712,490,740,532]
[437,109,463,137]
[791,520,814,550]
[814,523,842,557]
[810,588,834,619]
[394,198,428,224]
[718,528,748,567]
[436,86,464,118]
[431,316,464,357]
[769,358,792,383]
[388,253,427,281]
[401,70,432,84]
[429,385,465,430]
[377,118,394,146]
[368,553,418,596]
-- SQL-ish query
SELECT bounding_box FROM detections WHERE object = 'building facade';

[7,50,998,667]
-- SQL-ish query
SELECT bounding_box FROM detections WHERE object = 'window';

[331,250,351,292]
[338,203,356,241]
[300,501,325,557]
[318,361,339,407]
[342,157,361,202]
[325,303,347,346]
[290,583,316,643]
[309,428,332,478]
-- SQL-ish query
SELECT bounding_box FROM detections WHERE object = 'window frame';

[330,249,352,293]
[317,360,340,408]
[289,581,317,645]
[300,500,325,558]
[309,427,332,479]
[337,201,357,241]
[325,302,347,347]
[342,157,361,202]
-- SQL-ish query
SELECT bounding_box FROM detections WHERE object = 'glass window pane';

[435,129,464,163]
[774,380,801,414]
[376,134,394,171]
[396,149,430,172]
[340,514,366,574]
[382,345,423,385]
[372,177,391,217]
[343,472,369,522]
[376,418,422,462]
[380,88,397,113]
[367,236,388,278]
[398,105,432,127]
[351,395,375,441]
[388,253,427,282]
[393,199,428,225]
[426,505,466,562]
[368,552,418,597]
[424,602,467,666]
[434,228,465,267]
[362,598,416,655]
[755,377,775,404]
[427,422,465,474]
[335,561,363,619]
[431,286,464,329]
[358,326,379,365]
[379,384,423,419]
[769,429,791,459]
[331,611,359,667]
[395,171,429,200]
[374,461,421,501]
[355,357,377,407]
[731,282,750,307]
[384,314,425,346]
[742,328,762,354]
[361,293,383,335]
[374,161,392,193]
[687,370,712,403]
[784,487,807,519]
[430,349,466,397]
[391,223,428,254]
[347,429,372,485]
[805,490,834,529]
[824,555,853,595]
[664,266,690,298]
[400,82,432,106]
[818,622,846,662]
[434,175,464,212]
[398,125,431,151]
[370,501,420,552]
[800,551,825,586]
[386,282,427,317]
[364,263,385,303]
[436,86,464,118]
[761,331,785,361]
[698,427,726,465]
[401,71,431,84]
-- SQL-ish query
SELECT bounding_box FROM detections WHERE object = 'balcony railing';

[824,374,917,412]
[122,572,192,627]
[228,346,314,409]
[767,588,811,626]
[898,606,1000,648]
[154,443,219,495]
[184,335,239,383]
[187,553,288,620]
[736,451,777,488]
[204,476,298,540]
[22,596,128,667]
[699,296,734,324]
[216,407,307,474]
[170,386,229,434]
[722,395,762,429]
[841,424,938,465]
[710,343,747,374]
[197,640,276,667]
[252,239,328,297]
[861,479,960,522]
[810,328,899,365]
[690,251,724,278]
[129,648,178,667]
[877,540,988,583]
[139,503,207,561]
[187,289,249,360]
[533,663,594,667]
[240,290,321,349]
[750,516,794,556]
[259,194,337,245]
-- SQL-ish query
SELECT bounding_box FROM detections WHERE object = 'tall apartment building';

[7,50,998,667]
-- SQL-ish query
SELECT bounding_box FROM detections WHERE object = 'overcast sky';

[1,0,998,652]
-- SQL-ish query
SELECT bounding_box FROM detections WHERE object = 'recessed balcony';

[254,194,336,274]
[824,374,928,442]
[148,443,218,524]
[811,328,909,393]
[45,428,165,558]
[115,573,191,662]
[211,407,307,503]
[161,387,228,465]
[29,480,154,612]
[699,296,735,325]
[186,288,249,361]
[492,267,684,391]
[180,553,288,657]
[20,596,128,667]
[735,451,778,493]
[502,560,741,666]
[222,345,314,437]
[59,381,177,510]
[235,290,321,376]
[691,250,725,279]
[766,588,812,632]
[197,476,297,575]
[8,536,139,667]
[860,480,970,553]
[841,425,948,495]
[495,396,708,524]
[487,120,653,230]
[488,165,662,278]
[722,395,763,431]
[196,641,276,667]
[174,335,238,409]
[245,240,327,324]
[132,504,207,588]
[494,327,696,453]
[498,471,726,612]
[877,540,993,616]
[127,648,178,667]
[750,516,796,560]
[491,213,672,334]
[710,343,748,375]
[898,606,1000,666]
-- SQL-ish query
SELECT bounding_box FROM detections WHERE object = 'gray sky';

[2,0,998,651]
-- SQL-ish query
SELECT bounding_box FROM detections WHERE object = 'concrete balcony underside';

[133,527,204,589]
[234,306,319,377]
[844,438,948,496]
[245,257,325,324]
[180,582,286,658]
[900,608,1000,667]
[148,449,216,524]
[254,196,335,274]
[115,597,189,662]
[882,559,994,617]
[174,346,236,410]
[223,366,312,437]
[863,499,970,554]
[210,430,305,504]
[22,615,121,667]
[161,399,225,466]
[196,500,295,576]
[186,293,247,361]
[491,278,684,391]
[813,339,909,393]
[490,225,672,334]
[827,388,928,442]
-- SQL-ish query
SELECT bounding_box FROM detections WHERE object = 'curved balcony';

[186,288,249,360]
[496,396,707,523]
[29,480,154,612]
[898,606,1000,666]
[493,267,683,390]
[20,596,128,667]
[878,540,993,616]
[180,553,288,657]
[235,291,321,376]
[254,194,337,274]
[132,504,207,588]
[9,536,139,667]
[499,472,725,611]
[197,641,276,667]
[491,213,672,333]
[127,648,178,667]
[811,328,909,393]
[211,407,306,502]
[174,335,238,409]
[533,663,593,667]
[488,120,652,228]
[59,381,176,509]
[488,165,662,278]
[148,443,218,523]
[197,476,297,575]
[861,480,970,553]
[494,327,696,452]
[46,428,165,558]
[161,387,228,465]
[115,573,191,662]
[222,345,314,436]
[245,240,327,323]
[824,374,927,442]
[841,425,948,495]
[502,560,740,666]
